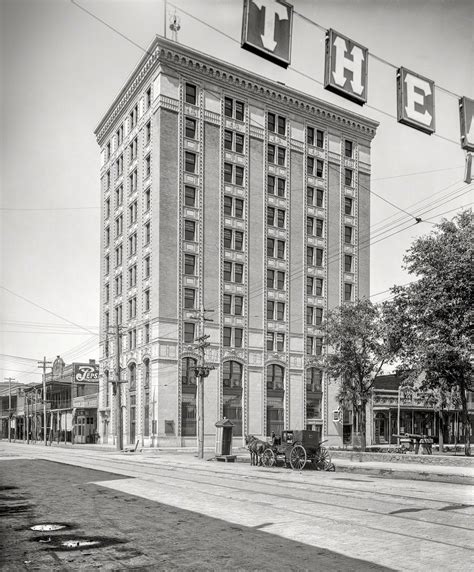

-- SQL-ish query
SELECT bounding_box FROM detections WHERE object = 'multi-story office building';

[95,36,378,448]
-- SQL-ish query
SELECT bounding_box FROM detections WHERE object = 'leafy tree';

[384,210,473,455]
[321,299,393,451]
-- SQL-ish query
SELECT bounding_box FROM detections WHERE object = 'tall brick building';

[95,36,378,448]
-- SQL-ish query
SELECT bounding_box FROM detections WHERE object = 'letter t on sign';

[241,0,293,68]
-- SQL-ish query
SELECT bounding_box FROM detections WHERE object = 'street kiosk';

[215,418,236,462]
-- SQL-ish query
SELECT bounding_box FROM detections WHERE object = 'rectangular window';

[344,283,353,301]
[184,220,196,241]
[129,201,138,225]
[184,254,195,275]
[234,295,243,316]
[268,113,286,135]
[224,163,244,185]
[224,130,244,153]
[145,188,151,211]
[315,277,323,296]
[345,197,353,215]
[344,254,353,273]
[145,155,151,177]
[277,147,286,166]
[146,86,152,109]
[115,215,123,236]
[185,185,196,207]
[116,125,123,146]
[129,264,137,287]
[145,121,151,144]
[129,170,137,193]
[234,230,244,251]
[144,323,150,343]
[306,276,323,296]
[116,185,123,206]
[234,263,243,283]
[344,226,353,244]
[276,302,285,321]
[315,218,323,237]
[115,304,122,325]
[105,226,110,247]
[307,246,323,267]
[130,138,138,161]
[184,322,195,343]
[306,336,323,356]
[268,176,286,197]
[115,245,123,266]
[129,104,138,129]
[345,140,353,158]
[105,284,109,303]
[316,130,324,148]
[185,152,196,174]
[224,97,244,120]
[144,289,150,311]
[129,296,137,318]
[345,168,353,187]
[105,198,110,219]
[144,256,150,279]
[223,294,232,314]
[224,261,243,283]
[129,233,137,255]
[223,327,232,347]
[307,126,314,145]
[116,155,123,177]
[224,196,243,218]
[144,222,151,245]
[185,83,197,105]
[234,328,243,348]
[115,274,122,295]
[277,209,285,228]
[185,117,196,139]
[235,166,244,186]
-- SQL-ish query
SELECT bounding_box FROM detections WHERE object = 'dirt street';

[0,458,385,571]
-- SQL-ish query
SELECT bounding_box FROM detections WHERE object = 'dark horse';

[245,434,269,466]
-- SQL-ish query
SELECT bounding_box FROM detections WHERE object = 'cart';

[261,429,334,471]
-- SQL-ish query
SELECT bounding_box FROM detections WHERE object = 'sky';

[1,0,472,385]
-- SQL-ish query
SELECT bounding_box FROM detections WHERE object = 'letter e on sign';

[241,0,293,68]
[397,67,435,134]
[459,97,474,151]
[324,29,368,105]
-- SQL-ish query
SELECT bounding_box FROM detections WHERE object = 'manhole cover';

[31,524,66,532]
[61,540,100,548]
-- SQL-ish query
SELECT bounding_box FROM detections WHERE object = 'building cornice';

[96,36,379,144]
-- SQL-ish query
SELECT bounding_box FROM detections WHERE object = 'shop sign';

[459,97,474,151]
[73,364,99,383]
[397,67,435,134]
[241,0,293,68]
[324,29,368,105]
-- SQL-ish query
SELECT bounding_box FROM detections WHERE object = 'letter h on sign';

[241,0,293,68]
[324,29,368,105]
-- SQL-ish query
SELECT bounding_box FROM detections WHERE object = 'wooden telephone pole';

[191,307,215,459]
[109,319,126,451]
[37,357,52,446]
[4,377,15,442]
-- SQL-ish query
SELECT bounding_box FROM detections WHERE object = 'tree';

[384,210,473,455]
[321,299,393,451]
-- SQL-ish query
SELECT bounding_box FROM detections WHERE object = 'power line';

[0,285,97,336]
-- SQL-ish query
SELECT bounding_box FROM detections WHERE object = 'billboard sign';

[459,97,474,151]
[241,0,293,68]
[73,363,99,383]
[324,29,368,105]
[397,67,435,134]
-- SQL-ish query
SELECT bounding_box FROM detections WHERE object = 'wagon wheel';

[314,446,331,471]
[261,448,276,468]
[289,444,307,470]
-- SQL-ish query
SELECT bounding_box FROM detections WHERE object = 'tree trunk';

[351,404,358,449]
[438,410,445,453]
[459,384,471,456]
[360,401,367,452]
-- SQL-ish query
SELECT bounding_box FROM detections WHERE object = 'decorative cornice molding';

[96,36,379,145]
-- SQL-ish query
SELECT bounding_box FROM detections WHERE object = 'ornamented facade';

[95,37,378,448]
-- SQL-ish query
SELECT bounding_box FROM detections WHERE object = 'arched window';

[266,364,284,390]
[129,363,136,391]
[181,357,197,386]
[181,358,197,437]
[306,368,322,420]
[222,361,242,436]
[266,365,284,436]
[223,361,242,388]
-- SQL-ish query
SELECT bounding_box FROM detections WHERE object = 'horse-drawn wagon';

[246,430,334,471]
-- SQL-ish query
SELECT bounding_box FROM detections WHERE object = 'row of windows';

[104,121,151,177]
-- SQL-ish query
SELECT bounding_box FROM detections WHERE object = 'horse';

[245,434,269,466]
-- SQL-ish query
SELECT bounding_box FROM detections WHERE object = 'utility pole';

[4,377,15,442]
[191,306,215,459]
[109,319,125,451]
[37,357,52,446]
